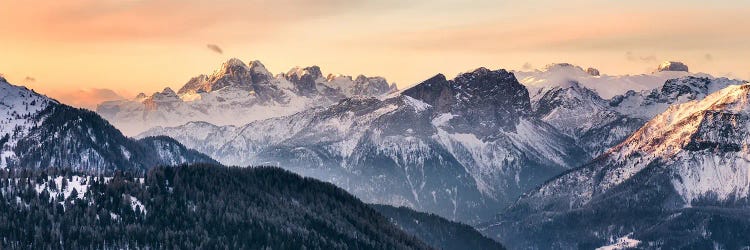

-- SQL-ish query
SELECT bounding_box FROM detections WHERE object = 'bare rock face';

[657,61,689,72]
[586,67,600,76]
[402,67,532,135]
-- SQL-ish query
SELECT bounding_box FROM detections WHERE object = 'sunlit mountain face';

[2,1,750,249]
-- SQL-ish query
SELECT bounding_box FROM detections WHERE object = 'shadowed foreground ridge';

[0,164,429,249]
[372,204,505,250]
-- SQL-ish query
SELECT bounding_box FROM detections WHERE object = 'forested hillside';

[0,165,429,249]
[372,204,505,250]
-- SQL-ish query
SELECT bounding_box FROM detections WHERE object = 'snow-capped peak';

[222,57,248,68]
[286,66,324,80]
[161,87,177,96]
[615,84,750,158]
[530,81,616,138]
[327,73,352,82]
[610,76,747,119]
[211,58,250,78]
[586,67,600,76]
[248,60,272,76]
[582,83,750,205]
[0,78,56,168]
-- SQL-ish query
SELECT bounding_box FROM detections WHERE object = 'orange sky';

[1,0,749,109]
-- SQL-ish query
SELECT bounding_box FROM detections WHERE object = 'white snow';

[33,176,90,200]
[127,195,147,214]
[515,63,707,99]
[540,84,750,206]
[596,234,641,250]
[0,78,55,168]
[403,96,431,112]
[431,113,456,127]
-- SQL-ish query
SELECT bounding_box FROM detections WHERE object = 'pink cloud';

[50,88,127,110]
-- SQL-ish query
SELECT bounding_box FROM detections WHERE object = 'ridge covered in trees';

[0,164,430,249]
[372,204,506,250]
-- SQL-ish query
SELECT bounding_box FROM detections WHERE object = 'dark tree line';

[0,164,430,249]
[371,204,505,250]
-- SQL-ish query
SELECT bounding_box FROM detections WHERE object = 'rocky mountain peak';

[223,57,247,68]
[401,74,451,110]
[389,83,398,92]
[614,84,750,160]
[453,68,517,89]
[351,75,392,96]
[142,87,180,110]
[586,67,600,76]
[285,66,325,96]
[248,60,271,76]
[177,58,278,95]
[215,58,250,76]
[609,76,747,120]
[657,61,689,72]
[286,66,323,80]
[354,74,370,82]
[327,73,352,82]
[161,87,177,96]
[532,80,605,117]
[403,68,531,135]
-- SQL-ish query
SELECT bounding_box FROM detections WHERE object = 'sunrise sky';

[1,0,749,109]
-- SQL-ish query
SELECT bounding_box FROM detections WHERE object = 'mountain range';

[0,76,216,172]
[2,164,475,249]
[139,67,589,223]
[530,70,745,156]
[483,83,750,249]
[0,73,501,249]
[4,58,750,249]
[96,58,397,135]
[138,60,746,225]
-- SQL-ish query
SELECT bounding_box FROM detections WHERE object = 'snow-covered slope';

[140,68,588,223]
[97,58,396,135]
[610,76,745,119]
[483,84,750,249]
[0,77,216,171]
[527,65,746,156]
[530,81,644,156]
[1,77,56,168]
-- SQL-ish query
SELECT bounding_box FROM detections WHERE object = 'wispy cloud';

[626,51,658,63]
[24,76,36,82]
[206,44,223,54]
[51,88,126,110]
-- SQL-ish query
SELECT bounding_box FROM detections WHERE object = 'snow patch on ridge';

[596,234,641,250]
[403,96,431,112]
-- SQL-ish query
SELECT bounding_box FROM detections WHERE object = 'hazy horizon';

[1,0,749,108]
